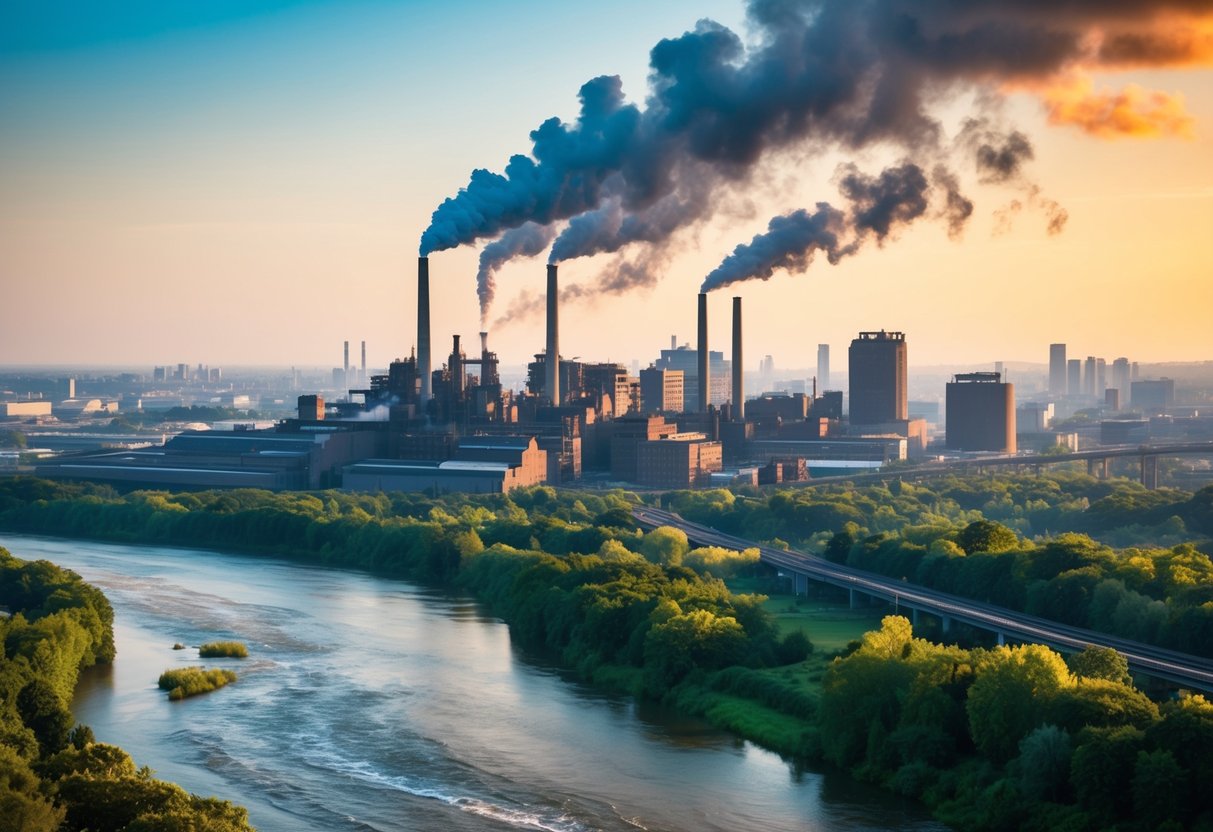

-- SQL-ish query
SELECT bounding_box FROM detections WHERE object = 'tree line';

[819,616,1213,831]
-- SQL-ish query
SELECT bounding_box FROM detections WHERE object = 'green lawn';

[727,577,888,653]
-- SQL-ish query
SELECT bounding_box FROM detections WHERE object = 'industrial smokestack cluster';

[546,264,560,406]
[732,296,743,421]
[697,292,709,413]
[418,256,431,405]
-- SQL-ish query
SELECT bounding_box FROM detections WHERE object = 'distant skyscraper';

[946,372,1016,453]
[1113,357,1130,401]
[817,344,830,391]
[1096,358,1107,396]
[1067,359,1081,395]
[1049,343,1067,395]
[848,330,908,425]
[1084,356,1097,396]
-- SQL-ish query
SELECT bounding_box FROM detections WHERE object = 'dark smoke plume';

[423,0,1209,304]
[701,160,955,290]
[476,222,556,327]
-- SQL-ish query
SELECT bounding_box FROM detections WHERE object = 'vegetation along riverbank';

[1,473,1211,829]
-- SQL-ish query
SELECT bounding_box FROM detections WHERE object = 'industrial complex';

[12,257,1210,494]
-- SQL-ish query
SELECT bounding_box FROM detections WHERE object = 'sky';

[1,0,1211,373]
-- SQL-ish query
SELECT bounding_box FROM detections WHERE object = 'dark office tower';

[1067,359,1081,395]
[697,293,709,413]
[817,344,830,391]
[1049,343,1067,395]
[546,264,560,406]
[418,257,432,406]
[946,372,1016,453]
[732,297,744,421]
[848,330,907,425]
[1084,356,1097,396]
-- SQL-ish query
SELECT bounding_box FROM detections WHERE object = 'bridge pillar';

[941,615,953,634]
[849,588,856,609]
[1088,458,1110,479]
[1141,454,1159,489]
[996,631,1006,647]
[911,608,919,628]
[793,573,809,596]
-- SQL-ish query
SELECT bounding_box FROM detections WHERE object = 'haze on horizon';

[2,0,1211,371]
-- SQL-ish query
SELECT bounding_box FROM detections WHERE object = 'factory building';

[945,372,1016,453]
[343,436,546,494]
[635,434,723,488]
[848,331,907,425]
[36,428,385,490]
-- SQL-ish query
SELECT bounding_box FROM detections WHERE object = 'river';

[3,534,945,832]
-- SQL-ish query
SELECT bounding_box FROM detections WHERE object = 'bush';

[158,668,237,700]
[198,641,248,658]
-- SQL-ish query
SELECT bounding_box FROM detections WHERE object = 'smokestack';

[361,341,366,378]
[671,335,676,351]
[546,264,560,406]
[480,331,489,356]
[732,296,743,421]
[418,257,431,405]
[343,340,349,379]
[697,293,709,413]
[452,334,464,398]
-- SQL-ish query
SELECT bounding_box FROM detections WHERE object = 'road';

[632,505,1213,692]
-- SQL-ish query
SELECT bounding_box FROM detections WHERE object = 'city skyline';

[2,1,1211,369]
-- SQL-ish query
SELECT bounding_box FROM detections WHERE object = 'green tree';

[639,526,689,566]
[15,681,71,755]
[0,745,63,832]
[1015,724,1072,802]
[957,520,1018,555]
[967,644,1073,762]
[1065,645,1130,684]
[1132,749,1186,829]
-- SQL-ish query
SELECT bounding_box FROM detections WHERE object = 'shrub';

[158,668,237,700]
[198,641,248,658]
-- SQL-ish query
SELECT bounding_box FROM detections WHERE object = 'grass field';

[727,577,889,653]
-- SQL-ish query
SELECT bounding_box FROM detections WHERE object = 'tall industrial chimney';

[480,331,489,355]
[343,340,349,382]
[697,293,709,413]
[732,296,743,421]
[418,257,431,405]
[360,340,366,381]
[546,264,560,406]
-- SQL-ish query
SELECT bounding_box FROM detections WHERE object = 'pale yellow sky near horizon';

[1,2,1210,372]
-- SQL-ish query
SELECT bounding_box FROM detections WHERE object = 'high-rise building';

[946,372,1016,453]
[817,344,830,391]
[1132,378,1175,413]
[1112,357,1131,403]
[1049,343,1067,395]
[639,367,684,414]
[654,345,730,410]
[1084,356,1097,397]
[848,330,908,425]
[1096,358,1107,397]
[1067,359,1081,396]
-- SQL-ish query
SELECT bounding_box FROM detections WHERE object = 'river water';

[3,534,944,832]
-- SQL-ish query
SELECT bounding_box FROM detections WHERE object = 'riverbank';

[16,532,944,832]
